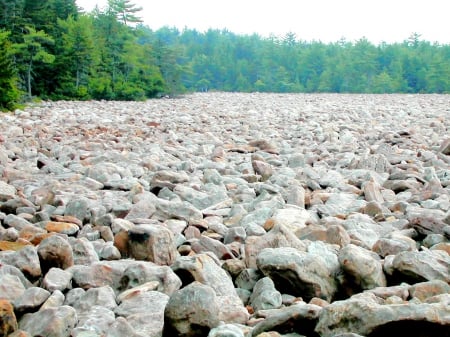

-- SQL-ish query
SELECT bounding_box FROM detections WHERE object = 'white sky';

[76,0,450,44]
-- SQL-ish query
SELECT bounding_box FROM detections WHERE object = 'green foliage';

[0,30,21,111]
[0,0,448,109]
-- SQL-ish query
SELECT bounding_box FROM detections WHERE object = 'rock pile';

[0,92,449,337]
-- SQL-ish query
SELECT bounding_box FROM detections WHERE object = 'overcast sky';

[76,0,450,44]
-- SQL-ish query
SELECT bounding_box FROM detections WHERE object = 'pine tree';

[0,30,21,110]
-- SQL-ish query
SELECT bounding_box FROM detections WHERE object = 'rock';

[0,181,16,201]
[249,277,282,312]
[372,232,417,257]
[163,282,220,337]
[41,290,65,310]
[42,267,73,292]
[250,303,322,337]
[0,299,18,337]
[208,324,245,337]
[71,286,117,312]
[37,235,74,274]
[0,274,26,301]
[338,244,386,294]
[256,246,339,302]
[64,196,90,223]
[244,224,308,268]
[13,287,51,313]
[0,245,41,279]
[171,253,237,296]
[127,224,178,265]
[72,306,115,336]
[70,237,99,265]
[45,222,79,236]
[19,306,77,337]
[119,261,181,296]
[390,250,450,283]
[315,292,450,337]
[409,280,450,302]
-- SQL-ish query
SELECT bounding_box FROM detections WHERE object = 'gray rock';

[71,286,117,312]
[41,290,66,309]
[249,277,282,312]
[0,181,16,201]
[42,267,73,292]
[171,253,237,297]
[65,196,90,223]
[73,306,115,336]
[208,324,245,337]
[338,244,386,294]
[127,224,178,265]
[120,261,181,296]
[38,235,74,274]
[0,274,26,301]
[390,249,450,283]
[0,245,41,279]
[251,303,322,337]
[315,292,450,337]
[163,282,220,337]
[13,287,51,313]
[244,224,308,268]
[19,306,77,337]
[256,246,339,302]
[70,237,100,265]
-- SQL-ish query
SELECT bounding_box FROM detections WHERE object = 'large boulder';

[256,245,339,302]
[163,282,220,337]
[315,292,450,337]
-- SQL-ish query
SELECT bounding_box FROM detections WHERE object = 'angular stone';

[0,274,26,301]
[163,282,220,337]
[42,267,73,292]
[256,246,339,302]
[338,244,386,293]
[0,181,16,201]
[115,291,169,337]
[245,224,308,268]
[19,306,77,337]
[409,280,450,302]
[251,303,322,337]
[45,222,79,236]
[0,299,18,337]
[249,277,282,312]
[127,224,178,265]
[391,250,450,283]
[315,292,450,337]
[37,235,74,274]
[0,245,41,279]
[13,287,51,313]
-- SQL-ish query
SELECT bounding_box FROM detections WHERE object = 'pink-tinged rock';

[37,235,74,274]
[0,299,18,337]
[127,224,178,265]
[18,306,77,337]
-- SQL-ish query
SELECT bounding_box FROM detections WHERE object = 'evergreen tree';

[0,30,21,110]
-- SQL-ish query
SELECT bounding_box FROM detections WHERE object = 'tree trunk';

[27,60,32,99]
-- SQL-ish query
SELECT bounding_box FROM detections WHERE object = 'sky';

[76,0,450,44]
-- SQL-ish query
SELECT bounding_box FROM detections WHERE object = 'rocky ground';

[0,92,449,337]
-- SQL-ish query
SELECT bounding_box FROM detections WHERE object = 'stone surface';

[163,282,220,337]
[0,93,449,337]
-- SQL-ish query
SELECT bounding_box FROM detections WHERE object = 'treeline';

[0,0,179,110]
[1,0,449,111]
[165,29,450,94]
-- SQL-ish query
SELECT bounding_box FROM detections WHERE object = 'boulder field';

[0,92,449,337]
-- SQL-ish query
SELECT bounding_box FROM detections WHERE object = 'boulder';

[256,246,339,302]
[315,292,450,337]
[163,282,220,337]
[338,244,386,294]
[19,306,77,337]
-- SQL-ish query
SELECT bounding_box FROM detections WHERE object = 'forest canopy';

[1,0,449,110]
